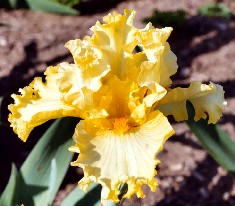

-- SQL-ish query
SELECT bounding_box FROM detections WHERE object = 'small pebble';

[179,67,191,78]
[192,171,205,182]
[223,192,230,201]
[0,38,7,46]
[169,163,183,171]
[175,176,184,183]
[199,187,209,198]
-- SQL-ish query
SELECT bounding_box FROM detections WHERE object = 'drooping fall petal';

[8,65,81,142]
[157,82,226,123]
[8,62,108,142]
[69,111,174,202]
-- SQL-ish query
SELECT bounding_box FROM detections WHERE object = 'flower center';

[113,118,130,134]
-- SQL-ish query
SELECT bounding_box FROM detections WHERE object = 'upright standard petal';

[70,111,174,202]
[65,39,110,91]
[89,9,138,79]
[66,9,177,87]
[157,82,226,123]
[136,26,178,88]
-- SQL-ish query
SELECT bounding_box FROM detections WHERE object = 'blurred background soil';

[0,0,235,205]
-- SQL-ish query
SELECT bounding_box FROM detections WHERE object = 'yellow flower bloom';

[8,9,226,202]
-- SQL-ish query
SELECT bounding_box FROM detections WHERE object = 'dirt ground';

[0,0,235,205]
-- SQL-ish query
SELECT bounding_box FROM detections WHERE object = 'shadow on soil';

[144,11,235,79]
[0,40,71,96]
[156,154,234,206]
[76,0,124,15]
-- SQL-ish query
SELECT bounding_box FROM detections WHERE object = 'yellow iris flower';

[8,10,225,202]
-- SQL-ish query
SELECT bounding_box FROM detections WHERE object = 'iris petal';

[8,65,82,141]
[157,82,226,123]
[70,111,174,202]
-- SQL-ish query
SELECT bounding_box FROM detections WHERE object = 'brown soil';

[0,0,235,205]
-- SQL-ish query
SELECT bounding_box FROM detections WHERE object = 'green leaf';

[199,2,231,19]
[8,0,28,8]
[9,0,17,7]
[0,117,79,206]
[0,165,18,206]
[143,10,187,29]
[61,183,102,206]
[61,182,128,206]
[51,0,79,7]
[186,102,235,174]
[26,0,79,15]
[103,200,117,206]
[19,117,79,205]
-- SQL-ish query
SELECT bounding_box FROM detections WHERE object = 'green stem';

[117,183,128,205]
[101,183,128,206]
